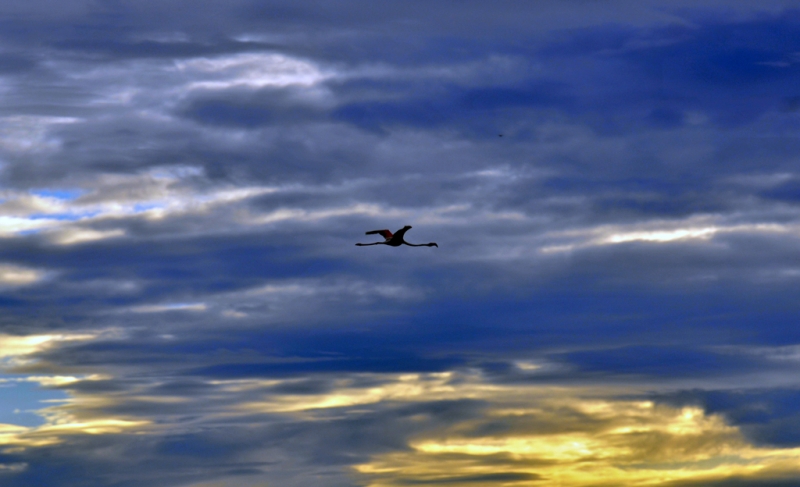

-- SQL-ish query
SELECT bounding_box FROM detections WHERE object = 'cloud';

[11,363,800,486]
[0,2,799,486]
[0,333,94,362]
[354,382,800,487]
[176,53,331,91]
[128,302,208,313]
[0,265,44,287]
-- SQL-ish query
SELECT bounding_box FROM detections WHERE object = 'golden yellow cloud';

[0,333,95,360]
[354,386,800,487]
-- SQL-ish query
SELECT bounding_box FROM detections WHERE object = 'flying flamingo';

[356,225,438,247]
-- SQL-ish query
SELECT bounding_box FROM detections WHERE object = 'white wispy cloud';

[176,53,332,90]
[0,265,45,287]
[129,302,208,313]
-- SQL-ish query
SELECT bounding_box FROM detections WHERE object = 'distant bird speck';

[498,134,503,137]
[356,226,438,247]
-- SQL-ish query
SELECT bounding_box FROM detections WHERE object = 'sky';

[3,1,800,485]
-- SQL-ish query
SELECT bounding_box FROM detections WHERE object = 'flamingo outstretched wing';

[393,226,412,240]
[365,229,393,240]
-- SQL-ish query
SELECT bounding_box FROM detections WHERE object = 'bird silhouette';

[356,226,438,247]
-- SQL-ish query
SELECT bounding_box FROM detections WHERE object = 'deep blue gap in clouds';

[760,179,800,202]
[562,345,760,377]
[324,12,800,135]
[330,80,575,134]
